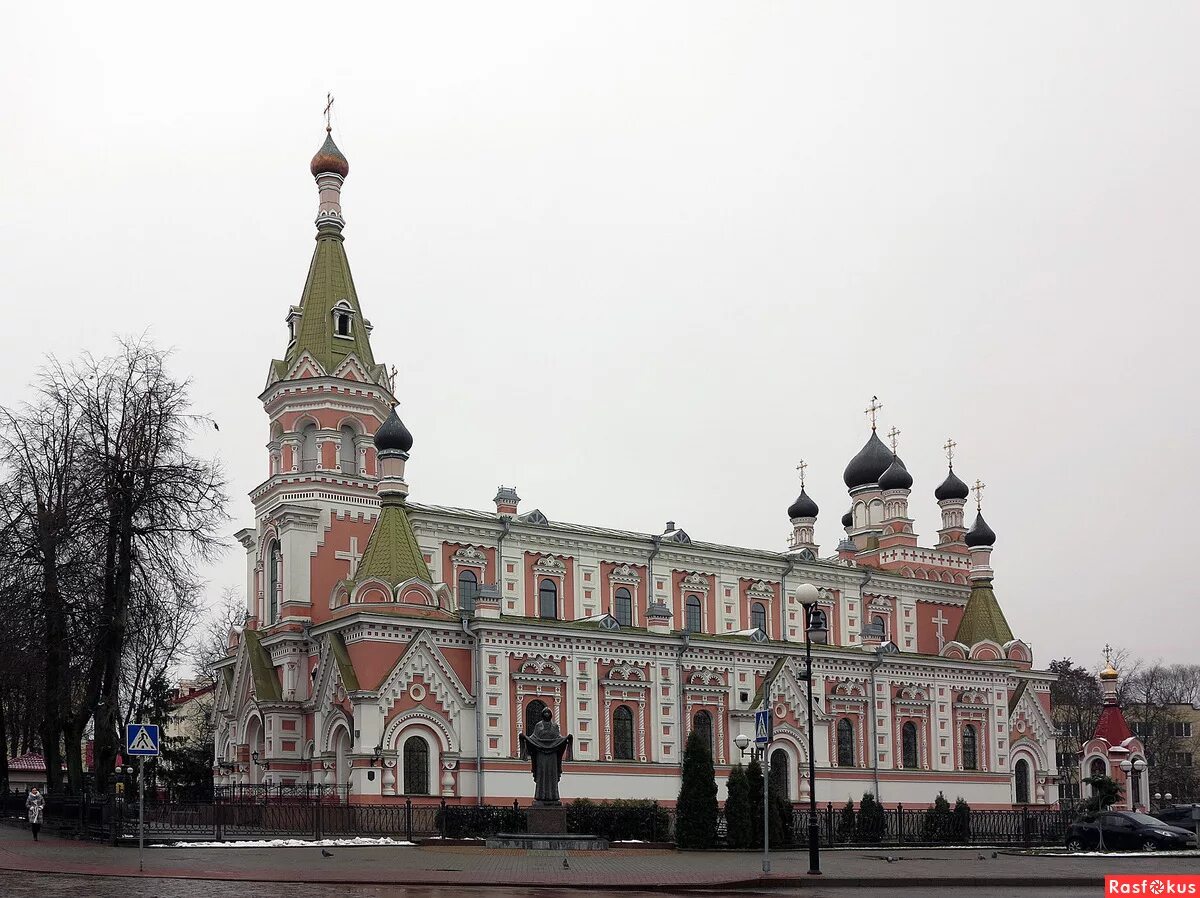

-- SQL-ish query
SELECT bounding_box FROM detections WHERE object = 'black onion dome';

[965,513,996,547]
[841,509,853,528]
[878,457,913,491]
[843,431,895,489]
[787,488,819,519]
[374,407,413,453]
[935,467,970,501]
[310,132,350,178]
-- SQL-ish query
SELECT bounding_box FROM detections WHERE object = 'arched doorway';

[333,725,352,795]
[1014,758,1031,804]
[245,716,264,785]
[770,748,790,799]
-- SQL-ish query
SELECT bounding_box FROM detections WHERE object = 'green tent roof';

[282,231,376,375]
[328,631,361,692]
[242,629,282,702]
[953,579,1014,647]
[355,500,432,587]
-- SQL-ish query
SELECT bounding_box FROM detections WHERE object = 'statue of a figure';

[518,708,573,804]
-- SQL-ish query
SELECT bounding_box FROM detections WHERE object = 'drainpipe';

[858,567,883,802]
[678,632,690,772]
[780,555,796,642]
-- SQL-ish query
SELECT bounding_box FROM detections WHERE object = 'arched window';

[334,305,353,337]
[539,578,558,619]
[457,569,479,612]
[267,541,281,624]
[403,736,429,795]
[962,724,978,771]
[614,587,632,628]
[692,710,713,757]
[1014,758,1030,804]
[685,595,702,633]
[613,705,634,760]
[525,699,547,739]
[872,615,886,636]
[770,748,790,799]
[300,423,318,471]
[837,718,855,767]
[1089,757,1107,788]
[340,425,358,474]
[751,602,767,633]
[902,722,919,769]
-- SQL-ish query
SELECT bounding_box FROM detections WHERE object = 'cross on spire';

[943,438,957,467]
[796,459,807,489]
[1103,643,1113,666]
[324,93,335,133]
[972,479,986,511]
[865,395,883,430]
[887,426,901,454]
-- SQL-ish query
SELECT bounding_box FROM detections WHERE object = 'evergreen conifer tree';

[724,763,752,849]
[746,756,765,846]
[675,728,718,848]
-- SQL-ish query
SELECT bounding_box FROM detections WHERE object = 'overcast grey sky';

[5,2,1198,668]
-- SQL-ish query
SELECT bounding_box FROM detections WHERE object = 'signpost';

[125,724,160,873]
[754,707,773,872]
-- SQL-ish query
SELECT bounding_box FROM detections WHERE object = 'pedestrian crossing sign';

[754,709,773,745]
[126,723,160,757]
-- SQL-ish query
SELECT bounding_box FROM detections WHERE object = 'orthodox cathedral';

[212,127,1060,809]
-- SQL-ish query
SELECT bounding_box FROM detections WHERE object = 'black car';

[1065,811,1198,852]
[1154,805,1200,830]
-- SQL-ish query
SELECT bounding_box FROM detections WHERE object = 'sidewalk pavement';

[0,825,1197,890]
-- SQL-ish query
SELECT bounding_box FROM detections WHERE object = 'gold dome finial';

[1100,643,1119,680]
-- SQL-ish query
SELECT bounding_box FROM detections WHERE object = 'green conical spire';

[276,131,377,378]
[354,499,432,587]
[952,579,1014,646]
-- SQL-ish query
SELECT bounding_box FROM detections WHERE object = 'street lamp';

[251,750,271,771]
[796,583,827,877]
[1120,759,1148,809]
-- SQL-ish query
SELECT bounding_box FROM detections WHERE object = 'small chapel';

[211,125,1060,809]
[1079,653,1148,811]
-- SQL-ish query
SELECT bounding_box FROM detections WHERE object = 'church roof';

[952,578,1014,647]
[242,629,283,701]
[328,631,361,692]
[1094,703,1134,746]
[354,500,432,587]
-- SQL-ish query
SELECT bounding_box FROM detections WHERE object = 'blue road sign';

[126,723,160,757]
[754,709,773,745]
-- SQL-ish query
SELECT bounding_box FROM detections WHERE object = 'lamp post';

[1120,758,1148,810]
[796,583,828,876]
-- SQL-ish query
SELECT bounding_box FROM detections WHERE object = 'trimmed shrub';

[952,797,971,842]
[857,792,886,843]
[724,763,752,848]
[675,728,718,848]
[746,757,764,847]
[921,792,954,843]
[836,798,856,843]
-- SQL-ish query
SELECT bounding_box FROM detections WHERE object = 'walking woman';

[26,787,44,841]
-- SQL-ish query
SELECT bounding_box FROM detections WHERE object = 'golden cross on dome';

[972,479,986,511]
[1103,643,1113,666]
[795,459,807,488]
[943,438,957,466]
[864,396,883,430]
[324,93,335,132]
[887,426,901,453]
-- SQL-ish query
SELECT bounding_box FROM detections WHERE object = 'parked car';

[1153,805,1200,830]
[1065,811,1198,852]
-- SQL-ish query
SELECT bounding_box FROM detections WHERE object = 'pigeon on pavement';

[321,849,334,858]
[562,857,570,868]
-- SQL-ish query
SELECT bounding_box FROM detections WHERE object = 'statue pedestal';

[526,804,567,835]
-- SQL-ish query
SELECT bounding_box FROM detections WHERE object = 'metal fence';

[3,790,1075,848]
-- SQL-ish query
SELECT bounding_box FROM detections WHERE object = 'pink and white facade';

[211,131,1059,809]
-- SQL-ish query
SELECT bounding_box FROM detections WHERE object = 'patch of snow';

[614,839,647,843]
[155,837,415,849]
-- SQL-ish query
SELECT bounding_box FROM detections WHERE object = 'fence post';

[405,798,413,843]
[1021,805,1030,849]
[825,802,834,846]
[315,791,323,842]
[897,803,904,845]
[440,798,448,840]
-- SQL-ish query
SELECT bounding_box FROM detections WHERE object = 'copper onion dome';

[310,131,350,178]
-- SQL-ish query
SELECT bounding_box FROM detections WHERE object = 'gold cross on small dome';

[972,479,986,511]
[795,460,807,488]
[943,438,957,466]
[887,426,901,453]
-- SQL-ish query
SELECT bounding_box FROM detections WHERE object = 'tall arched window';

[539,578,558,619]
[872,615,886,636]
[1089,757,1107,789]
[614,587,632,628]
[962,724,978,771]
[837,718,856,767]
[403,736,429,795]
[685,595,702,633]
[267,541,281,624]
[525,699,547,739]
[457,569,479,612]
[613,705,634,760]
[1014,758,1030,804]
[751,602,767,633]
[902,722,919,769]
[339,425,358,474]
[770,748,790,799]
[692,710,713,757]
[300,423,318,471]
